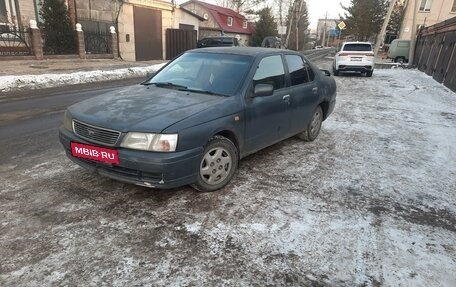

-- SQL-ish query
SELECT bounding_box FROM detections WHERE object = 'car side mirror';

[320,69,331,76]
[253,84,274,97]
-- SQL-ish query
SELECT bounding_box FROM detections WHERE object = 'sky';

[177,0,351,29]
[307,0,351,29]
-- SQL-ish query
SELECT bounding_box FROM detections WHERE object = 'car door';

[284,54,320,135]
[243,54,291,153]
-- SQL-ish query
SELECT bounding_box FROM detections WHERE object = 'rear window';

[343,44,372,51]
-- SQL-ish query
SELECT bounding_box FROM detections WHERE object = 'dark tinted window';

[285,55,315,85]
[305,62,315,82]
[343,44,372,51]
[253,55,285,90]
[286,55,308,85]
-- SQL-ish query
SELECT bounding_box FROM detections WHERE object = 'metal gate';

[166,29,197,60]
[0,27,32,56]
[133,6,162,61]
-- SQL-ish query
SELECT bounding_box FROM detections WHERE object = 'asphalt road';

[1,58,455,287]
[0,78,143,141]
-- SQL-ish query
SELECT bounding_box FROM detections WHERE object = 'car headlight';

[120,132,178,152]
[63,111,73,132]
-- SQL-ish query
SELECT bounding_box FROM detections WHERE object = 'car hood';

[68,85,228,132]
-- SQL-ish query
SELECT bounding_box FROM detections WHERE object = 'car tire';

[333,68,339,76]
[299,106,323,142]
[192,135,238,192]
[366,70,373,77]
[395,57,405,64]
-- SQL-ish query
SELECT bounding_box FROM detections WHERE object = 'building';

[399,0,456,40]
[0,0,38,30]
[0,0,210,61]
[316,18,337,46]
[74,0,203,61]
[179,0,252,46]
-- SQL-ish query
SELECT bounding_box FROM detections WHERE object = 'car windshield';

[147,52,252,96]
[343,44,372,51]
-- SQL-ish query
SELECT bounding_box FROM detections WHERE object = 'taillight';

[339,53,349,56]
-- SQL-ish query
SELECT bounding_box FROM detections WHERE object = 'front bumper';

[59,127,203,189]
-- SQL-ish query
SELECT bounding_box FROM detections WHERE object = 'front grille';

[73,120,121,146]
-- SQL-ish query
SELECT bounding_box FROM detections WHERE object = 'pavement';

[0,58,167,94]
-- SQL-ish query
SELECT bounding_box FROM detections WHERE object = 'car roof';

[201,36,237,39]
[343,41,372,45]
[186,47,301,57]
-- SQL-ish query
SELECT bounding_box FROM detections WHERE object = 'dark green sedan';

[59,47,336,192]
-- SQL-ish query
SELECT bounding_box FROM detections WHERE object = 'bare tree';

[284,0,308,50]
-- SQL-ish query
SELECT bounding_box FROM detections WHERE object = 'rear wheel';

[192,136,238,192]
[333,68,339,76]
[299,106,323,142]
[366,70,373,77]
[394,56,405,64]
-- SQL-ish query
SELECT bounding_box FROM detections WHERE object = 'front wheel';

[366,70,373,77]
[192,136,238,192]
[299,106,323,142]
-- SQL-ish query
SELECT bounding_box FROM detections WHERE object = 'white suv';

[333,42,374,77]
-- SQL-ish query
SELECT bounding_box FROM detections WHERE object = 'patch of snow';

[0,63,166,93]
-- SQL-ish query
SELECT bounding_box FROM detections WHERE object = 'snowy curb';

[0,63,167,93]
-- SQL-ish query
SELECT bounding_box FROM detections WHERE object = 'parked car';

[261,36,285,49]
[333,41,374,77]
[59,47,337,192]
[387,39,411,63]
[197,36,239,48]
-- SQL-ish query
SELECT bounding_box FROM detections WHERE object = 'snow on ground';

[0,63,166,93]
[0,64,455,286]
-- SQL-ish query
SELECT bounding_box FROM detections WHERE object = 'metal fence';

[42,30,78,55]
[415,16,456,93]
[78,19,114,54]
[0,26,32,56]
[84,31,112,54]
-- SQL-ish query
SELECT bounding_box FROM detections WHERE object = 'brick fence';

[0,20,119,61]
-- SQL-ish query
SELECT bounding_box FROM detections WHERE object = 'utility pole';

[321,12,327,46]
[296,0,304,51]
[409,0,419,65]
[374,0,396,57]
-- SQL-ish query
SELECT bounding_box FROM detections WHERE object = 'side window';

[285,55,309,85]
[285,55,315,85]
[253,55,285,90]
[304,61,315,82]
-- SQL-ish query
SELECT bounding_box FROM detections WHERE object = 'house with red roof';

[179,0,252,46]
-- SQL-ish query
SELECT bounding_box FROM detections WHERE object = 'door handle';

[312,87,318,94]
[282,94,290,102]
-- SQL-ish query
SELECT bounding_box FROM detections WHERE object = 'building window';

[419,0,432,12]
[243,20,247,29]
[452,0,456,12]
[0,0,7,23]
[227,16,233,26]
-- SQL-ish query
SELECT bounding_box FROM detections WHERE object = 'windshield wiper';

[179,87,228,97]
[145,82,188,89]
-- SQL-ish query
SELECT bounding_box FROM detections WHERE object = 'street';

[1,57,455,286]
